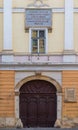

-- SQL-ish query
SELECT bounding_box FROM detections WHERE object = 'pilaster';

[63,0,75,62]
[2,0,13,62]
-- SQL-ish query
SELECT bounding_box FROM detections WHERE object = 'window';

[29,29,48,54]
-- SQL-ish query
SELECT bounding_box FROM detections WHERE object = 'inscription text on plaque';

[25,9,52,28]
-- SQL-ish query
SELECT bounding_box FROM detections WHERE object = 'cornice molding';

[1,63,78,71]
[0,8,78,13]
[12,8,65,13]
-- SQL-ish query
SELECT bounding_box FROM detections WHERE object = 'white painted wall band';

[0,8,78,13]
[64,0,73,50]
[3,0,12,50]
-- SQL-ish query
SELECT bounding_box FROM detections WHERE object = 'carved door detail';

[19,80,57,127]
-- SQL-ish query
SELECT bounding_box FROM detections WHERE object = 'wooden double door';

[19,80,57,127]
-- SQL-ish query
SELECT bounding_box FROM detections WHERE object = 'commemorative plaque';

[25,9,52,29]
[65,88,76,102]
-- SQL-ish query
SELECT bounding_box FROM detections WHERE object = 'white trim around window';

[29,28,48,54]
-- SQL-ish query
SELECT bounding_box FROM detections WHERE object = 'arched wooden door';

[19,80,57,127]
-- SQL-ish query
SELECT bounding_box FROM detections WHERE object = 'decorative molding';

[1,63,78,71]
[2,55,14,62]
[63,50,76,54]
[52,8,64,13]
[15,75,62,92]
[35,71,42,76]
[12,8,78,13]
[12,8,64,13]
[0,8,78,13]
[13,8,25,13]
[63,55,76,63]
[11,8,78,13]
[27,0,49,7]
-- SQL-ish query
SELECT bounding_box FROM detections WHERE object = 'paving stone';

[0,128,78,130]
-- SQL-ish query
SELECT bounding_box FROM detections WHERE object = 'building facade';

[0,0,78,128]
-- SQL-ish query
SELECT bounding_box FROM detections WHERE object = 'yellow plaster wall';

[62,71,78,118]
[74,0,78,8]
[0,0,3,7]
[45,0,64,8]
[0,13,3,52]
[12,0,64,8]
[13,12,64,53]
[0,71,15,117]
[48,13,64,53]
[13,13,29,53]
[74,13,78,52]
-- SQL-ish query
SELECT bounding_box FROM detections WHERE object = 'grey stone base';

[0,117,78,128]
[61,117,78,128]
[54,118,78,128]
[0,117,15,128]
[0,118,23,128]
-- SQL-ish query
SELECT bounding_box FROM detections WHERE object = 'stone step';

[0,128,78,130]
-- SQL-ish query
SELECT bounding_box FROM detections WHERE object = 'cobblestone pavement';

[0,128,78,130]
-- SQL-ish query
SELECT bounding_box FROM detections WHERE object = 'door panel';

[47,96,57,127]
[19,80,57,127]
[38,96,47,127]
[27,96,37,127]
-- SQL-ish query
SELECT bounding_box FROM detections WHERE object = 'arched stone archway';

[15,75,62,93]
[15,75,62,127]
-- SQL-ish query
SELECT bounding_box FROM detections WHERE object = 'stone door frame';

[15,75,62,122]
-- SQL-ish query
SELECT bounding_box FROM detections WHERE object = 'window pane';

[39,30,45,38]
[32,39,38,53]
[32,30,37,38]
[39,39,45,53]
[31,30,46,54]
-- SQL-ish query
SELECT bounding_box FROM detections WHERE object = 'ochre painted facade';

[1,70,78,127]
[62,71,78,118]
[0,71,15,117]
[1,70,78,120]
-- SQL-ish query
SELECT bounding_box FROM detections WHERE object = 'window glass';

[39,30,45,38]
[31,30,46,54]
[32,39,38,53]
[32,30,38,38]
[39,39,45,53]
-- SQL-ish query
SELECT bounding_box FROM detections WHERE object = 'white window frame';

[29,28,48,54]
